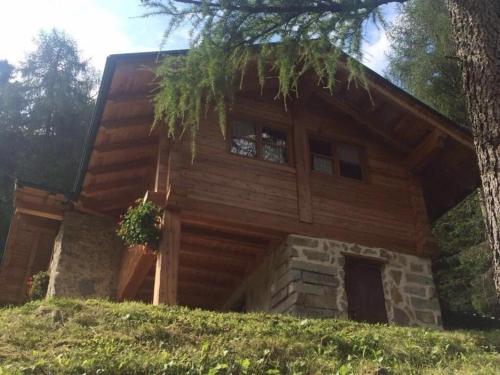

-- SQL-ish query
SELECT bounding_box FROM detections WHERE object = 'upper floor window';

[309,138,364,180]
[230,120,289,164]
[309,139,334,175]
[230,121,257,158]
[338,143,363,180]
[262,127,288,164]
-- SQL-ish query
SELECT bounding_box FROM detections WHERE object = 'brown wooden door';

[345,257,388,324]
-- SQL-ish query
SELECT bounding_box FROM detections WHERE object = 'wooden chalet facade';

[0,51,479,327]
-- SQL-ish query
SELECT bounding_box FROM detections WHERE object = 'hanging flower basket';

[117,199,163,253]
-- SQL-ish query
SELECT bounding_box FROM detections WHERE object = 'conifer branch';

[140,0,407,153]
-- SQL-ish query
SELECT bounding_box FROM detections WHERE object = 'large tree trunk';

[448,0,500,299]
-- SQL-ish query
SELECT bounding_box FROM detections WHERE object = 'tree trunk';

[448,0,500,299]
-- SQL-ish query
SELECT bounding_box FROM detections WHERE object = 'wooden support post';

[153,209,181,305]
[291,106,313,223]
[408,174,438,256]
[154,133,187,210]
[155,133,170,195]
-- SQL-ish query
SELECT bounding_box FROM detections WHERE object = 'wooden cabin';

[0,51,479,327]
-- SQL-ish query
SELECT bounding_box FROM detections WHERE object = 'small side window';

[309,139,333,175]
[338,143,363,180]
[231,121,257,158]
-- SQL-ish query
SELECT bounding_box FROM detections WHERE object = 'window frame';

[309,137,337,176]
[308,135,368,182]
[227,117,293,167]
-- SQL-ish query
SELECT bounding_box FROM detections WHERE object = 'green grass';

[0,299,498,374]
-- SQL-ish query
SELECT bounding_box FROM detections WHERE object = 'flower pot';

[128,244,156,255]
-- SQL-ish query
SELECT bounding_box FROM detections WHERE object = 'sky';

[0,1,399,75]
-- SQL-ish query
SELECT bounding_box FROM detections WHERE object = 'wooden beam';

[315,89,411,154]
[182,223,270,248]
[181,214,285,244]
[181,243,255,266]
[362,71,474,150]
[331,61,474,150]
[155,133,170,194]
[117,245,156,301]
[15,203,64,221]
[20,216,61,233]
[291,105,313,223]
[405,130,446,172]
[94,137,158,153]
[165,141,188,210]
[180,252,247,276]
[181,234,267,257]
[178,266,241,288]
[408,174,438,256]
[100,115,153,130]
[153,209,180,305]
[82,177,145,197]
[80,188,146,212]
[87,157,153,176]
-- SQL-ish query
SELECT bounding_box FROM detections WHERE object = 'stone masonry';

[245,234,442,328]
[47,211,122,299]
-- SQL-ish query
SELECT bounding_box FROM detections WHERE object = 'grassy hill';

[0,299,499,374]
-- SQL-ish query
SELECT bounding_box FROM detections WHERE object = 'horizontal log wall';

[174,97,431,256]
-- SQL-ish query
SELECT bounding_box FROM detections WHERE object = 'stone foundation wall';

[47,211,122,299]
[245,235,442,328]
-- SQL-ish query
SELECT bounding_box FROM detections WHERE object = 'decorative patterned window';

[230,121,257,158]
[262,127,288,164]
[309,139,334,175]
[230,120,289,165]
[309,138,364,180]
[338,143,363,180]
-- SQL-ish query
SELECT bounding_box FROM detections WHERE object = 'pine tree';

[386,0,466,124]
[0,60,27,254]
[0,30,98,255]
[16,29,98,191]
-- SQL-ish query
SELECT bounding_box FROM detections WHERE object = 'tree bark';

[448,0,500,299]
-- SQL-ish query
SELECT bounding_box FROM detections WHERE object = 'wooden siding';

[172,95,431,255]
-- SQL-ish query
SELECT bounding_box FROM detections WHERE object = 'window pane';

[262,127,288,164]
[231,121,257,157]
[309,139,332,157]
[338,143,360,164]
[338,143,362,180]
[231,138,257,157]
[310,138,333,173]
[312,155,333,174]
[232,121,256,139]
